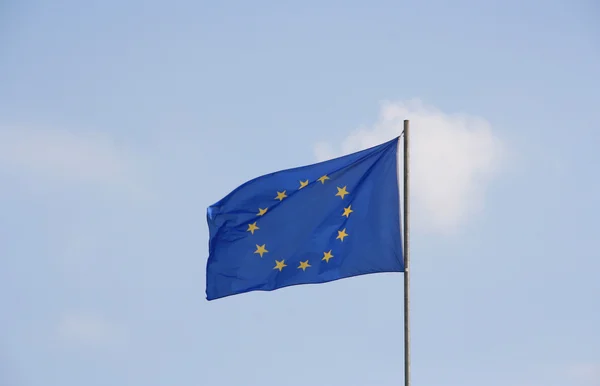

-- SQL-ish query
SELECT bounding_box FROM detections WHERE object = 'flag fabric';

[205,137,403,300]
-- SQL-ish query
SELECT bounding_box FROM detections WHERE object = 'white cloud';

[568,363,600,385]
[314,99,505,233]
[0,126,149,197]
[57,311,127,348]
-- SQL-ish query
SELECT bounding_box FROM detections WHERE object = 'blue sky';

[1,0,599,385]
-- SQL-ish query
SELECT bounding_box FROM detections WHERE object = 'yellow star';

[298,260,311,271]
[342,205,353,218]
[254,244,268,257]
[336,228,349,242]
[318,175,330,184]
[274,259,287,271]
[335,186,349,199]
[275,190,287,201]
[247,222,259,234]
[257,208,268,216]
[299,180,309,189]
[322,250,334,263]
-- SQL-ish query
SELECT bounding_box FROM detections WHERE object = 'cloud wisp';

[0,126,150,199]
[57,310,127,349]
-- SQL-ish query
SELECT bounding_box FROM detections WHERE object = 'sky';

[1,0,599,385]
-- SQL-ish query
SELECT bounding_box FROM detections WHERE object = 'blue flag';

[205,137,403,300]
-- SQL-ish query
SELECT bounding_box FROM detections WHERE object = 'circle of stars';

[244,174,354,273]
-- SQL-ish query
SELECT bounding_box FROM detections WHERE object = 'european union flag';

[206,137,403,300]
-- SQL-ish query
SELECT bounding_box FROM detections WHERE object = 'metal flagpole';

[403,119,411,386]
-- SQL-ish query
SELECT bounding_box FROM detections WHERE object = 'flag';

[205,136,403,300]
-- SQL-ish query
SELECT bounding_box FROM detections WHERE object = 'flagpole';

[403,119,411,386]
